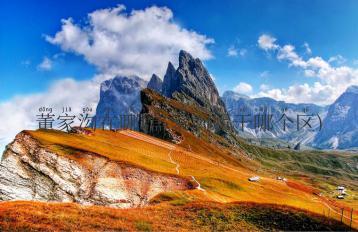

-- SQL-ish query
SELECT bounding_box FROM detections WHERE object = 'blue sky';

[1,0,358,102]
[0,0,358,154]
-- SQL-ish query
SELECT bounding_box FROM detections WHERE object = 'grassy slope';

[17,129,357,228]
[141,89,357,201]
[0,201,353,232]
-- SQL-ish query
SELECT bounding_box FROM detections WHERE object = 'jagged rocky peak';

[222,90,250,101]
[346,85,358,94]
[94,75,148,128]
[147,74,163,93]
[162,62,178,97]
[175,50,221,107]
[100,75,147,96]
[142,51,238,145]
[313,85,358,149]
[162,50,230,118]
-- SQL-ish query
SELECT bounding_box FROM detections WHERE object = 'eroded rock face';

[0,132,191,208]
[93,75,148,129]
[141,51,238,146]
[147,74,163,93]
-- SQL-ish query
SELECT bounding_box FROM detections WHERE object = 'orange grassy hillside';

[15,128,355,229]
[0,201,354,232]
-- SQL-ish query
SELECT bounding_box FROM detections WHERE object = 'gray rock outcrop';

[0,131,191,208]
[147,74,163,93]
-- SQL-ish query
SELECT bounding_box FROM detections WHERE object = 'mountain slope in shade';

[147,74,163,93]
[93,75,148,128]
[313,85,358,149]
[141,50,237,144]
[163,51,230,120]
[222,90,326,147]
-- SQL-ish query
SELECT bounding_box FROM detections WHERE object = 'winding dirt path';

[118,130,357,218]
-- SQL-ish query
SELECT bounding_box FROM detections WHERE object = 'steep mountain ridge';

[147,74,163,93]
[313,85,358,149]
[222,90,326,147]
[93,75,147,128]
[141,50,237,144]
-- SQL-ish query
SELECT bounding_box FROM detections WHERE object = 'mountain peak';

[147,74,163,93]
[346,85,358,94]
[222,90,250,100]
[162,62,179,97]
[179,50,194,66]
[158,50,236,142]
[94,75,147,128]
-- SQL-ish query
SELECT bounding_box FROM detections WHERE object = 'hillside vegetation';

[0,201,353,232]
[7,128,353,229]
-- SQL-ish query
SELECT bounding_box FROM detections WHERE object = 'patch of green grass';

[169,198,190,206]
[201,177,243,192]
[150,192,191,206]
[134,220,152,232]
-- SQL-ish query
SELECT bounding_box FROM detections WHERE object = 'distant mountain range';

[93,51,358,150]
[312,85,358,149]
[222,91,327,147]
[222,86,358,150]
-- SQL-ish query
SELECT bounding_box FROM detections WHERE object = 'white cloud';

[233,82,253,94]
[277,45,307,68]
[37,57,53,71]
[257,34,358,104]
[259,84,270,91]
[0,4,214,155]
[303,42,312,55]
[227,46,238,57]
[46,5,214,80]
[0,77,104,156]
[257,34,279,51]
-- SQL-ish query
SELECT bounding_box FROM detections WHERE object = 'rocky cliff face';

[141,51,238,145]
[313,85,358,149]
[222,90,326,146]
[147,74,163,93]
[93,75,147,128]
[0,131,191,208]
[163,51,230,120]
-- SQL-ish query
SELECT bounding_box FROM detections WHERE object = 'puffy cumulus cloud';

[255,82,334,104]
[0,4,214,155]
[277,45,307,68]
[37,57,53,71]
[257,34,358,105]
[257,34,279,51]
[233,82,253,94]
[46,4,214,80]
[0,77,103,156]
[259,84,270,91]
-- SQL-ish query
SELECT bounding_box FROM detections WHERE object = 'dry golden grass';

[0,201,353,232]
[19,129,358,229]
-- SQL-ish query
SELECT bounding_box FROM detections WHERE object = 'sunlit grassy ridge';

[0,201,353,232]
[22,128,357,229]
